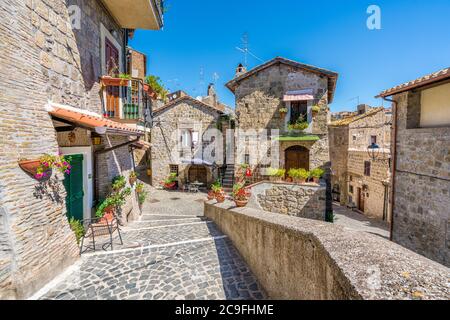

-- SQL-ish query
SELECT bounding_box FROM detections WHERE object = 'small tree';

[145,75,168,101]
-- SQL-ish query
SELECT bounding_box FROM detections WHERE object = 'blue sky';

[130,0,450,112]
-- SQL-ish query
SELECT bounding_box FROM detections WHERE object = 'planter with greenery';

[162,173,177,190]
[145,75,168,101]
[311,105,320,115]
[232,183,251,207]
[211,182,225,203]
[267,168,286,182]
[310,168,325,184]
[288,168,310,184]
[279,107,288,118]
[100,74,131,87]
[112,175,126,192]
[19,154,72,180]
[129,171,138,185]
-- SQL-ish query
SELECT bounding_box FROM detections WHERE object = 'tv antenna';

[236,32,263,68]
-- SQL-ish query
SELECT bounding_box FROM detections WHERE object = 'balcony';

[101,0,164,30]
[101,77,156,123]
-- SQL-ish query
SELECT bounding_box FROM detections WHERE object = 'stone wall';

[205,202,450,300]
[392,91,450,267]
[248,182,326,221]
[151,99,221,186]
[0,0,126,298]
[328,126,349,205]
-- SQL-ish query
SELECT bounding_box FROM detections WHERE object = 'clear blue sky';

[130,0,450,112]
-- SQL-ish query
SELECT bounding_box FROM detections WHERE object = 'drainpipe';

[381,96,398,241]
[93,137,140,205]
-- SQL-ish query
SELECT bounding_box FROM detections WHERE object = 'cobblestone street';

[33,188,266,300]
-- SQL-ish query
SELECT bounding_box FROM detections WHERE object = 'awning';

[181,158,213,166]
[49,108,144,136]
[283,89,314,102]
[275,135,320,142]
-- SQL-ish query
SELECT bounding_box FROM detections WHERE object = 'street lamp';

[367,142,381,160]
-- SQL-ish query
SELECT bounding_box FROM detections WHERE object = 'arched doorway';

[188,165,207,184]
[285,146,309,172]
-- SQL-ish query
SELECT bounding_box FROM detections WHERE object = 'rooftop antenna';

[236,32,264,68]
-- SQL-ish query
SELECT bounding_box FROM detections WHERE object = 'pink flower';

[65,170,71,175]
[63,161,68,166]
[35,173,43,179]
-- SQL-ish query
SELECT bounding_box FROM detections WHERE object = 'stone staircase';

[222,164,235,192]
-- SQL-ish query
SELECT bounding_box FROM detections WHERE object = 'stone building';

[0,0,163,299]
[225,57,338,181]
[329,106,392,221]
[150,90,225,188]
[378,67,450,267]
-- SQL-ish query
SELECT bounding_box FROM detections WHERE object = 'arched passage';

[285,146,310,172]
[188,165,208,184]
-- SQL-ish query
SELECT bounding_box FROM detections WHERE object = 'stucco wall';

[420,82,450,128]
[205,202,450,300]
[392,91,450,266]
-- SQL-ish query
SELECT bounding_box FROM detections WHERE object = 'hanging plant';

[19,154,72,180]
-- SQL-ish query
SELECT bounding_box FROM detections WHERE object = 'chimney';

[357,104,371,115]
[235,63,247,78]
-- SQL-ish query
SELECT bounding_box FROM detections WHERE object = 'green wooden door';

[64,154,84,221]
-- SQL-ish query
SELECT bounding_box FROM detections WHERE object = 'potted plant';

[129,171,138,185]
[279,107,288,118]
[267,168,286,182]
[207,179,221,200]
[136,182,145,194]
[211,183,225,203]
[111,175,126,192]
[310,168,325,184]
[19,154,71,180]
[289,168,310,184]
[232,183,251,207]
[95,196,116,223]
[311,105,320,115]
[136,183,148,209]
[162,173,177,190]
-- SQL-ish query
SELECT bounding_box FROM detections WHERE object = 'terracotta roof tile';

[49,108,143,135]
[378,67,450,98]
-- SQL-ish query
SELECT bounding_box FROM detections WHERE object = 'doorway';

[188,165,207,184]
[357,187,365,212]
[63,154,84,221]
[285,146,310,172]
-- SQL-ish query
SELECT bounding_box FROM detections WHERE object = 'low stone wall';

[204,201,450,300]
[248,182,326,221]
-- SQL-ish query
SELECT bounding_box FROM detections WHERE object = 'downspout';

[381,96,398,241]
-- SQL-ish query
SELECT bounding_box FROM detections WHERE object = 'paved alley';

[34,189,266,300]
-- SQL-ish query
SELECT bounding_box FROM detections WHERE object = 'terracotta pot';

[100,76,129,87]
[164,182,176,190]
[215,194,225,203]
[100,207,114,224]
[313,177,320,184]
[280,112,287,118]
[19,160,52,180]
[207,192,215,200]
[234,199,248,207]
[129,177,137,185]
[286,177,293,183]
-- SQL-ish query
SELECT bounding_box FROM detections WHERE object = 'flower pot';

[313,177,320,184]
[215,194,225,203]
[129,177,137,185]
[280,112,287,118]
[234,199,248,207]
[164,182,176,190]
[19,160,52,180]
[100,207,114,224]
[146,169,152,177]
[100,76,129,87]
[207,191,215,200]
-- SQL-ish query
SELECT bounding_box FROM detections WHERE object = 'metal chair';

[79,216,123,254]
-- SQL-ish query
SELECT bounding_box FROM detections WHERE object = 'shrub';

[311,105,320,113]
[112,175,126,191]
[164,173,177,184]
[136,182,145,194]
[145,75,168,100]
[138,191,148,205]
[288,168,309,180]
[129,171,138,179]
[232,183,251,201]
[279,107,288,113]
[267,168,286,177]
[288,121,309,131]
[69,218,84,244]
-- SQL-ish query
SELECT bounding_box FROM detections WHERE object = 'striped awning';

[283,89,314,102]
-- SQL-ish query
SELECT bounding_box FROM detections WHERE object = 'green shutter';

[64,154,84,221]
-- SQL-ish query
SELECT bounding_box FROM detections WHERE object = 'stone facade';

[151,96,222,187]
[390,90,450,267]
[0,0,141,298]
[128,48,147,80]
[226,58,337,180]
[329,107,391,221]
[249,182,326,221]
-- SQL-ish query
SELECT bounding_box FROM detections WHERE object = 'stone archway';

[285,146,310,172]
[188,165,208,184]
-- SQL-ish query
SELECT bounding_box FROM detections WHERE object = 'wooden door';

[357,187,365,212]
[285,146,309,172]
[105,38,120,118]
[63,154,84,221]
